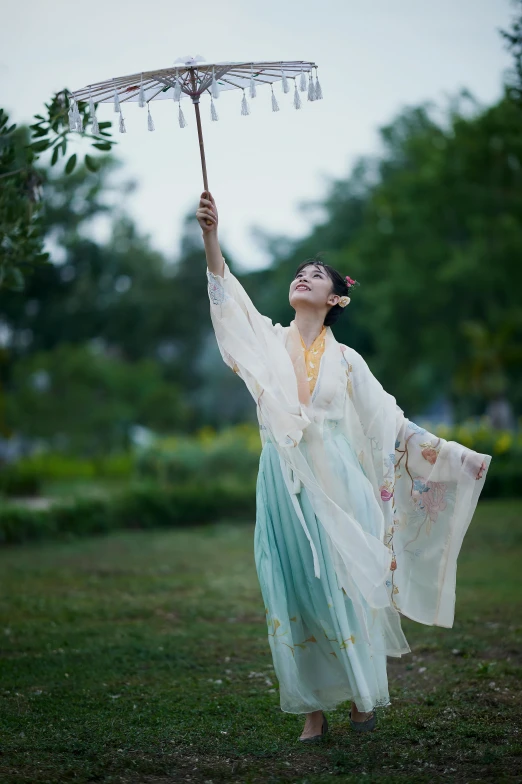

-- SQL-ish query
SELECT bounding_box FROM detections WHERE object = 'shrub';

[0,480,257,546]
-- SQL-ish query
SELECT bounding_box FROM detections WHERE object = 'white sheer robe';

[207,258,492,656]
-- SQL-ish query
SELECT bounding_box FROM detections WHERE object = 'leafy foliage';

[0,91,116,291]
[500,0,522,105]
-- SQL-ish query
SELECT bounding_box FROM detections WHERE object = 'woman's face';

[289,264,339,311]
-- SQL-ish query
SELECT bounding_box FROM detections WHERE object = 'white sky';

[1,0,514,271]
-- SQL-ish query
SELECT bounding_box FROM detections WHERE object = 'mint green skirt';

[254,423,395,715]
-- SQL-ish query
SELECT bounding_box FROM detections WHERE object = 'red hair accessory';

[345,275,360,290]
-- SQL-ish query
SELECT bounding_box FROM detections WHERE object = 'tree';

[500,0,522,105]
[0,91,116,290]
[5,344,191,453]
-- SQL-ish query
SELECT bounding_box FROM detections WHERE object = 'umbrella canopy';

[68,55,323,202]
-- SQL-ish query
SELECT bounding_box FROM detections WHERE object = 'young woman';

[196,191,490,742]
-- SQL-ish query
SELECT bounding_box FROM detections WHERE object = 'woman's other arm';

[196,191,224,277]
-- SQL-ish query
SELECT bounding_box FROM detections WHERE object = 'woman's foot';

[350,702,373,721]
[350,702,374,722]
[349,701,376,732]
[299,709,325,740]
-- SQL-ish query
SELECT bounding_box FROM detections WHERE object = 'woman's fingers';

[196,209,217,224]
[199,197,217,214]
[197,207,217,221]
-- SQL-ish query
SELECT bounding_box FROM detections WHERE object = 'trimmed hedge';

[0,480,257,546]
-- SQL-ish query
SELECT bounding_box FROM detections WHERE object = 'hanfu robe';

[206,257,492,714]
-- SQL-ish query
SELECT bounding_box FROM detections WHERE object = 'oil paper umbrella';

[68,55,323,203]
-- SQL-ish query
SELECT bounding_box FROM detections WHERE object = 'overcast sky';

[1,0,514,271]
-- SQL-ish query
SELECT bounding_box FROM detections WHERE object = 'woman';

[196,191,490,742]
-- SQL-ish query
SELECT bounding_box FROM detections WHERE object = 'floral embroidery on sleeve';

[207,269,229,305]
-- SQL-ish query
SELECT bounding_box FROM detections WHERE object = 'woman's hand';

[196,191,218,234]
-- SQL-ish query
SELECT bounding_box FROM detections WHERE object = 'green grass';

[1,499,521,783]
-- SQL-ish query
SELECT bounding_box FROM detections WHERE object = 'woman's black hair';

[293,253,351,327]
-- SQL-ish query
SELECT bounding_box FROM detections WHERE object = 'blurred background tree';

[1,33,522,457]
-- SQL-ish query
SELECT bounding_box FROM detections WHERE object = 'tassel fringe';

[249,65,257,98]
[139,74,146,108]
[173,68,182,102]
[293,80,301,110]
[89,94,99,134]
[119,109,126,133]
[211,67,220,99]
[314,69,323,100]
[299,68,307,92]
[211,97,218,121]
[271,87,280,112]
[147,105,155,131]
[307,72,315,101]
[241,90,250,116]
[178,102,187,128]
[69,98,81,132]
[281,67,289,93]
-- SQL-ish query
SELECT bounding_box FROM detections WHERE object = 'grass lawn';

[0,498,521,783]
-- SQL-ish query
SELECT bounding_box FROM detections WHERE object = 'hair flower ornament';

[338,274,360,308]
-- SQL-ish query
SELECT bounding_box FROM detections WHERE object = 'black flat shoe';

[349,708,376,732]
[298,713,329,743]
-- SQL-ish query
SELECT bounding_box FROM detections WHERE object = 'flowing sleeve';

[206,257,311,447]
[342,345,492,628]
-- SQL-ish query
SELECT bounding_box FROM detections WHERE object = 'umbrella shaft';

[193,98,209,192]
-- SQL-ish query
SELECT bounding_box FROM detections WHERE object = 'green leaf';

[65,153,77,174]
[29,139,50,152]
[98,122,111,129]
[92,142,112,151]
[51,145,59,166]
[84,154,100,172]
[2,266,25,292]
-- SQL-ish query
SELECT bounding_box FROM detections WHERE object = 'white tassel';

[76,112,84,133]
[118,109,126,133]
[147,105,155,131]
[178,102,187,128]
[293,80,301,110]
[314,69,323,100]
[173,68,182,102]
[240,89,250,116]
[139,74,146,107]
[211,67,220,99]
[249,65,257,98]
[307,72,315,101]
[271,87,279,112]
[299,68,307,92]
[113,87,120,112]
[281,67,289,93]
[210,97,218,121]
[89,93,99,133]
[68,99,78,132]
